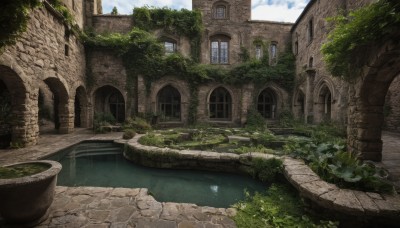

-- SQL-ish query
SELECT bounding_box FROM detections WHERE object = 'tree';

[111,6,118,15]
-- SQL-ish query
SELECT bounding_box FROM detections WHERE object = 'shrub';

[278,109,294,127]
[251,158,283,183]
[93,112,116,133]
[233,184,338,228]
[246,108,266,131]
[138,133,164,147]
[123,129,136,139]
[124,117,152,134]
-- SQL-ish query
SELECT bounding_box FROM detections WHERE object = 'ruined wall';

[92,15,133,34]
[0,4,86,145]
[385,75,400,132]
[291,0,374,124]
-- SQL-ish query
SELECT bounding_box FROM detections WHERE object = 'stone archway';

[315,84,332,123]
[208,87,232,121]
[43,77,71,134]
[293,89,305,119]
[157,85,181,122]
[257,88,277,119]
[347,34,400,161]
[75,86,89,128]
[94,85,126,123]
[0,65,32,147]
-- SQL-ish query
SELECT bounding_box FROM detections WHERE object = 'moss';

[0,163,49,179]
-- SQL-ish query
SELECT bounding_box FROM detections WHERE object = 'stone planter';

[0,160,62,226]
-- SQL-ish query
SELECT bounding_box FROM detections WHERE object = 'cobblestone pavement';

[0,129,237,227]
[1,129,400,227]
[382,131,400,189]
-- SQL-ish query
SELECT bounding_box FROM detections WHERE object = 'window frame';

[209,87,232,121]
[210,35,230,64]
[212,1,230,20]
[157,85,181,122]
[269,42,278,65]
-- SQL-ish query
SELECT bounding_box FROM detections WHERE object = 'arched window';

[209,87,232,120]
[309,57,314,68]
[109,92,125,122]
[318,85,332,121]
[210,35,230,64]
[258,89,276,119]
[308,18,314,43]
[213,1,229,19]
[157,85,181,121]
[255,45,263,60]
[270,43,278,65]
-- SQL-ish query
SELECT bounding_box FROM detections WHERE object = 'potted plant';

[0,160,62,226]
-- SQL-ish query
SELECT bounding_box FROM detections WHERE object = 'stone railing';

[122,135,400,224]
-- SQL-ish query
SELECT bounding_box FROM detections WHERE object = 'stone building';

[0,0,399,161]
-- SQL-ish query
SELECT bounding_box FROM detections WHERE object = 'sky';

[102,0,310,23]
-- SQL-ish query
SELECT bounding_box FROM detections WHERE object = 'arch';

[293,88,305,119]
[43,77,70,133]
[74,86,89,128]
[257,88,277,119]
[157,85,181,122]
[0,65,31,147]
[347,34,400,161]
[212,0,230,20]
[208,86,232,120]
[94,85,125,123]
[314,82,332,123]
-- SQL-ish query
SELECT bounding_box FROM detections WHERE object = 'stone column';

[58,99,74,134]
[304,69,316,123]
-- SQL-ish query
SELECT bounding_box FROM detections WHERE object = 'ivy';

[0,0,42,49]
[321,0,400,80]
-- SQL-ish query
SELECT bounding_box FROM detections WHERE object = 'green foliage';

[123,129,136,139]
[278,109,294,127]
[48,0,75,25]
[111,6,118,15]
[322,0,400,80]
[231,145,276,155]
[239,46,250,62]
[0,0,42,49]
[93,112,116,133]
[284,140,394,193]
[138,133,164,147]
[251,158,283,182]
[124,117,152,134]
[233,184,338,228]
[293,122,346,144]
[132,7,203,39]
[0,163,49,179]
[245,108,266,131]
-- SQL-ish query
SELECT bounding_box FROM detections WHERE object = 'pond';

[47,141,268,208]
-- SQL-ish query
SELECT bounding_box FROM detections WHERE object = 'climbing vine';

[322,0,400,80]
[83,7,295,124]
[0,0,42,49]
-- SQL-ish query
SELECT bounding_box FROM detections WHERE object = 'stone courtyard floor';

[0,128,399,227]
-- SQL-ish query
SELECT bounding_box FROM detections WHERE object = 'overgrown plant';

[245,108,266,131]
[0,0,42,49]
[233,184,338,228]
[322,0,400,80]
[93,112,116,133]
[284,140,394,193]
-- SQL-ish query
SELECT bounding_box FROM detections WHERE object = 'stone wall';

[0,5,86,145]
[385,75,400,132]
[291,0,374,124]
[92,15,133,34]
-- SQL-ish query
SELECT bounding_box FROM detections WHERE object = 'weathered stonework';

[0,0,399,161]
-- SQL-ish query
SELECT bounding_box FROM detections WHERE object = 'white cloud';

[102,0,309,22]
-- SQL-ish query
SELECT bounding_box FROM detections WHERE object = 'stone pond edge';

[122,134,400,222]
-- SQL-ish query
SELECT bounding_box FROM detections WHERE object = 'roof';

[290,0,317,33]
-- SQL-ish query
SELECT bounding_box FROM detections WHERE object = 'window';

[164,41,176,55]
[270,43,277,65]
[255,45,263,60]
[109,93,125,122]
[209,87,231,120]
[157,85,181,121]
[308,18,314,43]
[294,41,298,55]
[210,35,230,64]
[215,6,226,19]
[257,89,276,119]
[64,44,69,56]
[309,57,314,68]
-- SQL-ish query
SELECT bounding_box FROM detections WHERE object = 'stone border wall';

[124,135,400,224]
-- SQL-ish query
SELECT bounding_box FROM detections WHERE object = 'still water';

[48,141,268,208]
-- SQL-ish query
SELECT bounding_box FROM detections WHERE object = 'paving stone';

[88,198,111,210]
[178,220,203,228]
[88,210,110,221]
[136,218,176,228]
[353,190,380,215]
[110,198,130,208]
[299,180,338,201]
[107,206,136,223]
[161,203,181,220]
[289,174,320,187]
[137,196,163,218]
[49,213,88,227]
[332,189,364,215]
[110,188,140,197]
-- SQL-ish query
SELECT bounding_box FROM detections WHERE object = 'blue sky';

[102,0,310,23]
